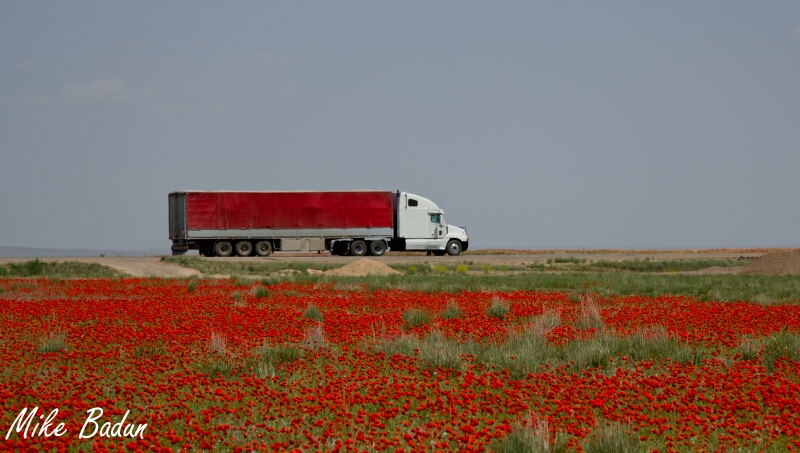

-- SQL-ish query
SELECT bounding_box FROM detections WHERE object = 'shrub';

[487,297,510,319]
[304,303,324,322]
[402,308,430,328]
[9,259,43,276]
[455,264,469,273]
[186,280,198,292]
[407,266,417,274]
[254,287,270,299]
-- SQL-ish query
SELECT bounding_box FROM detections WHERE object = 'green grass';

[402,308,430,328]
[283,271,800,304]
[303,303,324,322]
[166,257,800,304]
[582,258,747,273]
[375,325,706,378]
[0,259,120,278]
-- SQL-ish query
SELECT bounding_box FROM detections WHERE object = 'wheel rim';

[353,244,364,254]
[449,243,459,254]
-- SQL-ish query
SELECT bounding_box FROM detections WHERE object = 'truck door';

[427,213,445,249]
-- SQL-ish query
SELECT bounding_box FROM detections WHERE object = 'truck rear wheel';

[254,241,272,257]
[369,240,387,256]
[215,241,233,257]
[350,240,367,257]
[446,240,462,256]
[235,241,253,257]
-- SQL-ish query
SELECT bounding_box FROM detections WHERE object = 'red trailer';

[168,190,468,257]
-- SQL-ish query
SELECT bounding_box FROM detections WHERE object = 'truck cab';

[395,192,469,255]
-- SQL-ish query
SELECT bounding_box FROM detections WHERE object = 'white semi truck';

[168,190,469,257]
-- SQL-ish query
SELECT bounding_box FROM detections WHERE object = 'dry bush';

[578,295,604,332]
[301,325,327,351]
[209,331,227,356]
[527,308,562,336]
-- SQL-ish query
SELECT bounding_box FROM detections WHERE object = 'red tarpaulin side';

[186,191,394,230]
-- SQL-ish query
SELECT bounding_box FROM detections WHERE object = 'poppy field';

[1,277,800,452]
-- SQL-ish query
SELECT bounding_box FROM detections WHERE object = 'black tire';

[350,240,367,257]
[369,240,387,256]
[254,241,272,257]
[215,241,233,257]
[235,241,253,257]
[446,240,462,256]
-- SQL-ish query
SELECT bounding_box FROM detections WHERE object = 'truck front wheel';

[369,240,387,256]
[235,241,253,257]
[215,241,233,257]
[350,240,367,257]
[446,240,462,256]
[254,241,272,257]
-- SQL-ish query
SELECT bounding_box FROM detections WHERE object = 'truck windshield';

[430,214,441,224]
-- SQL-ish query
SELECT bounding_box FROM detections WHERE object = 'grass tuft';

[254,287,270,299]
[738,336,762,361]
[491,417,568,453]
[442,300,462,320]
[304,303,324,322]
[38,330,66,353]
[487,296,510,319]
[761,330,800,372]
[584,422,643,453]
[402,308,431,328]
[186,280,198,292]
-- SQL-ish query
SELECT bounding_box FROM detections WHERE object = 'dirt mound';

[740,249,800,275]
[325,259,401,276]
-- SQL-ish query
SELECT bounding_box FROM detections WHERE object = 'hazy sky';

[2,2,799,250]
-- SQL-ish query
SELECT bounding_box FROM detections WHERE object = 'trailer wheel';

[235,241,253,257]
[446,240,462,256]
[215,241,233,257]
[369,240,387,256]
[254,241,272,257]
[350,240,367,257]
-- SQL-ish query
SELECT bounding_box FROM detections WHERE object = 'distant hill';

[0,246,169,258]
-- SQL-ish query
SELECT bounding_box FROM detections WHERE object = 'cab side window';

[408,199,418,207]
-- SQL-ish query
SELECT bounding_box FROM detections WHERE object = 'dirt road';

[0,256,200,278]
[0,250,766,277]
